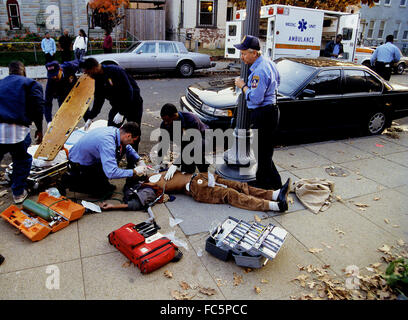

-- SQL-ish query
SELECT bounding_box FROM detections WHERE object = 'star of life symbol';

[298,19,307,32]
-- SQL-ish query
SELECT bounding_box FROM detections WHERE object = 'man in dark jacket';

[44,60,80,125]
[158,103,209,180]
[324,34,344,58]
[0,61,44,203]
[58,29,73,62]
[80,58,143,151]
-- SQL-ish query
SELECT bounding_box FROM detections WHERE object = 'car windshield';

[124,42,142,53]
[276,59,315,96]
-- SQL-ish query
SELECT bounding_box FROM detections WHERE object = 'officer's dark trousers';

[178,138,209,174]
[0,134,32,196]
[374,61,392,81]
[64,161,114,197]
[250,104,282,190]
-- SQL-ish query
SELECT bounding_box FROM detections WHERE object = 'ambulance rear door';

[225,21,243,59]
[337,13,360,62]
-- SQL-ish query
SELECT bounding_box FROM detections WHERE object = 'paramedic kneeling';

[63,122,147,197]
[234,35,282,190]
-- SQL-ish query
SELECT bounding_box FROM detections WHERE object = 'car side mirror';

[302,88,316,98]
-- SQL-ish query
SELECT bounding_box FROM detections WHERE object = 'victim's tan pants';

[189,173,274,212]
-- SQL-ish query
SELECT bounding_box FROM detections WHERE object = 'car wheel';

[178,61,194,77]
[396,63,405,75]
[366,111,388,135]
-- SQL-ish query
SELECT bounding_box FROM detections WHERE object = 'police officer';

[80,58,143,151]
[234,35,282,190]
[370,35,401,81]
[44,60,80,126]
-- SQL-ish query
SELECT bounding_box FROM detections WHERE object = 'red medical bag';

[108,222,182,274]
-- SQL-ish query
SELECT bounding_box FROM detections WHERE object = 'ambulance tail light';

[268,8,274,15]
[277,7,289,15]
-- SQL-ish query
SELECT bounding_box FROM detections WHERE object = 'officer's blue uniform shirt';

[245,55,280,109]
[69,126,140,179]
[370,42,401,65]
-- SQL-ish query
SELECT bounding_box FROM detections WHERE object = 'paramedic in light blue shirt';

[234,35,283,191]
[65,123,147,197]
[41,32,56,63]
[370,34,401,81]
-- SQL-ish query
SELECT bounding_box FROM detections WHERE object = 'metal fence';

[0,40,137,65]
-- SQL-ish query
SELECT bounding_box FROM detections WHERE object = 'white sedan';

[87,40,215,77]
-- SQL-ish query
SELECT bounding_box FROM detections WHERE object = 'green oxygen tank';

[22,199,57,221]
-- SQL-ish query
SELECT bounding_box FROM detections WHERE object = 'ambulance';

[225,4,362,63]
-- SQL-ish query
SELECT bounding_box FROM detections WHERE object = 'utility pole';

[216,0,260,181]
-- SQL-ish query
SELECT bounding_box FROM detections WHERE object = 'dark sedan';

[180,58,408,137]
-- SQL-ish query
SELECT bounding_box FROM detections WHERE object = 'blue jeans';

[0,134,32,196]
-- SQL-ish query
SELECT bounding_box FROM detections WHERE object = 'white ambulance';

[225,4,361,63]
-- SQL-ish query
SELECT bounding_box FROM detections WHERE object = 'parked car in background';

[86,40,215,77]
[181,58,408,137]
[355,47,407,75]
[393,56,408,75]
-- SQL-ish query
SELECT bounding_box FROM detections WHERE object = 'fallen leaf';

[243,267,253,273]
[355,203,369,208]
[292,274,309,287]
[373,197,380,201]
[171,290,195,300]
[260,279,269,284]
[322,264,331,269]
[378,244,391,254]
[233,273,243,286]
[384,219,390,224]
[122,260,131,268]
[0,190,8,197]
[307,281,316,289]
[198,287,217,296]
[254,286,261,294]
[392,225,400,228]
[397,239,405,246]
[179,281,191,290]
[164,270,173,278]
[254,214,261,223]
[335,228,345,235]
[309,248,323,254]
[371,263,382,268]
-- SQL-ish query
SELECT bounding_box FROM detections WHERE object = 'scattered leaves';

[378,244,392,254]
[163,270,173,278]
[179,281,191,290]
[198,287,217,296]
[309,248,323,254]
[397,239,405,247]
[254,286,261,294]
[233,273,243,286]
[122,260,131,268]
[171,290,195,300]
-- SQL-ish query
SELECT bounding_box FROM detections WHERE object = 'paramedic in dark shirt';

[324,34,344,58]
[44,60,79,126]
[80,58,143,151]
[158,103,209,180]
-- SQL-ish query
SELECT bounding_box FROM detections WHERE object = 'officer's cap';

[46,61,61,78]
[233,35,260,51]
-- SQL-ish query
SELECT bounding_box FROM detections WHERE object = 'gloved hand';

[113,113,124,124]
[35,130,43,144]
[164,164,178,181]
[84,119,92,131]
[134,164,147,176]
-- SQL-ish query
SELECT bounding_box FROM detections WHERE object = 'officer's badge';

[108,78,113,86]
[251,75,260,88]
[241,35,246,44]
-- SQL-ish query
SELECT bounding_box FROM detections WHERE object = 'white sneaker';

[13,189,28,204]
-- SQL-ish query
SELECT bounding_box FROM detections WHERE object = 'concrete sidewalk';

[0,128,407,300]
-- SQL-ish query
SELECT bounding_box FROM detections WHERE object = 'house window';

[400,0,406,6]
[384,0,391,5]
[367,20,375,39]
[6,0,21,30]
[394,22,401,39]
[403,30,408,40]
[197,0,217,27]
[378,20,386,39]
